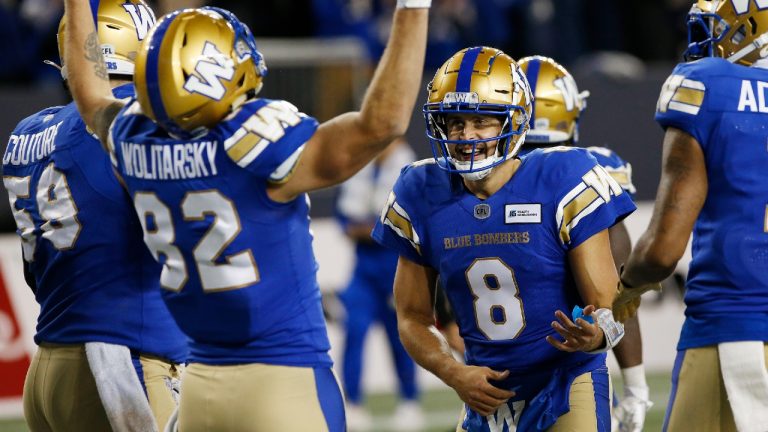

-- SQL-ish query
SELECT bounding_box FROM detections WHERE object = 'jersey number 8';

[466,257,525,340]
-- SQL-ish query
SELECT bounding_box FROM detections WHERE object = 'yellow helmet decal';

[134,8,266,136]
[56,0,155,78]
[518,55,588,145]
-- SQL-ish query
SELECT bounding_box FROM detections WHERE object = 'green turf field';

[0,372,672,431]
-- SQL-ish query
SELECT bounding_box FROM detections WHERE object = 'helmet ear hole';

[732,25,747,44]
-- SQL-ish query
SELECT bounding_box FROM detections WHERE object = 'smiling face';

[444,113,504,163]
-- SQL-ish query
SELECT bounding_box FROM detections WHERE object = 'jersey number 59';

[4,164,82,262]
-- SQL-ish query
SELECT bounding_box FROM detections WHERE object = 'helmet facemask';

[684,0,768,65]
[684,5,729,61]
[422,47,533,182]
[424,100,528,181]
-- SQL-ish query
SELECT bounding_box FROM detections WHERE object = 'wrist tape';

[587,308,625,354]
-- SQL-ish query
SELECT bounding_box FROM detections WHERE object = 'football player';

[2,1,187,431]
[373,46,636,431]
[615,1,768,431]
[517,55,652,432]
[60,0,429,430]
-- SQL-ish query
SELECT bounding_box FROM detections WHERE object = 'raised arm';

[63,0,125,144]
[394,257,513,416]
[269,5,429,202]
[621,127,707,287]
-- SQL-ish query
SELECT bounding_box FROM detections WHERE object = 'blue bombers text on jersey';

[655,57,768,350]
[109,96,332,366]
[1,84,187,362]
[373,148,636,373]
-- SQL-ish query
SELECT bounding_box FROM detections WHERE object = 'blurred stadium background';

[0,0,694,430]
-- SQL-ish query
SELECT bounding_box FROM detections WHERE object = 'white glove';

[397,0,431,8]
[611,385,653,432]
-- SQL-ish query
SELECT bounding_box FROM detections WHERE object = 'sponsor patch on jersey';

[505,204,541,224]
[474,203,491,220]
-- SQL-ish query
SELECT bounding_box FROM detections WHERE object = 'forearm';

[357,7,428,145]
[399,316,463,387]
[612,314,643,368]
[63,0,121,142]
[344,223,376,243]
[622,234,679,287]
[623,128,705,287]
[608,222,631,272]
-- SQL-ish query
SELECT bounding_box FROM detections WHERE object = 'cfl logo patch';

[474,203,491,220]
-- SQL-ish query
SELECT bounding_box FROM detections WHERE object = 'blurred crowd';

[1,0,692,85]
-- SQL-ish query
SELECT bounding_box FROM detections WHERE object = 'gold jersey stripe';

[560,187,599,243]
[672,87,705,107]
[609,171,630,187]
[385,206,421,254]
[226,133,261,162]
[764,205,768,233]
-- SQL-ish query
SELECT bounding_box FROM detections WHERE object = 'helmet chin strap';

[454,132,527,182]
[729,32,768,63]
[455,157,497,181]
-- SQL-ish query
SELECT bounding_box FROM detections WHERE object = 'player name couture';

[444,231,530,249]
[119,140,218,180]
[4,121,62,166]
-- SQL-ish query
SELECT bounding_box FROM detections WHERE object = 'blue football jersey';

[109,97,332,366]
[372,148,636,373]
[520,146,636,198]
[655,58,768,349]
[1,85,187,362]
[583,147,636,199]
